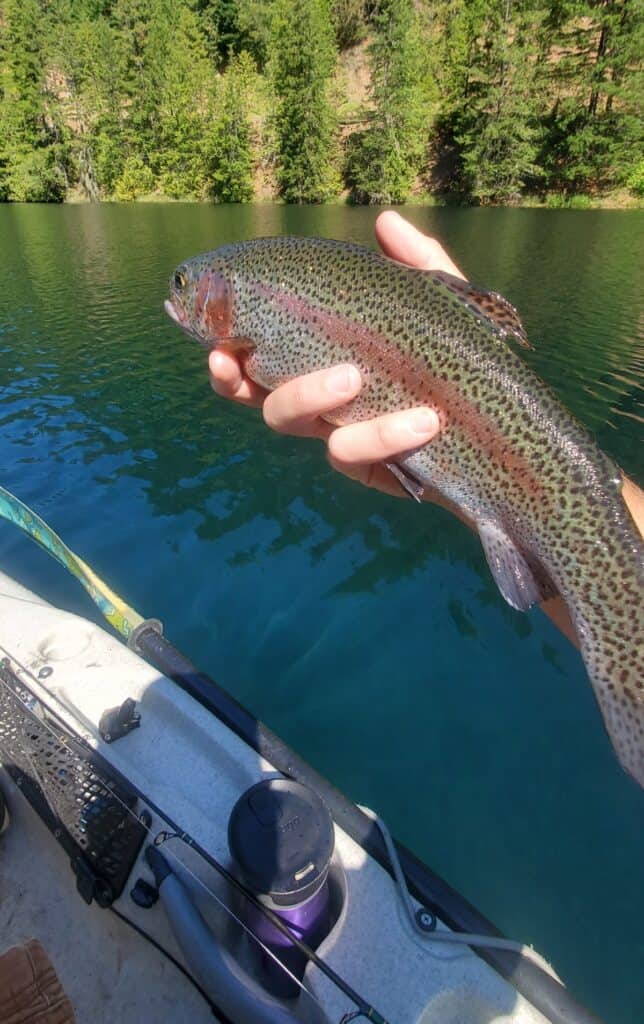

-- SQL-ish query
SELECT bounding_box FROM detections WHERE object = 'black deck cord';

[136,627,603,1024]
[147,827,385,1022]
[148,822,386,1022]
[0,659,383,1024]
[109,906,228,1021]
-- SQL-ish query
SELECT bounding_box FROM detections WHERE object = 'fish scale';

[166,236,644,789]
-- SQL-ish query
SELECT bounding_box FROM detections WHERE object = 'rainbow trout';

[165,237,644,787]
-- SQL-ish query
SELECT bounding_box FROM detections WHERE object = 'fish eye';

[174,270,187,291]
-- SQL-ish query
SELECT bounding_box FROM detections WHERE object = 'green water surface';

[0,204,642,1023]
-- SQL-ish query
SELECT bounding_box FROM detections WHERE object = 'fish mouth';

[164,298,184,326]
[164,298,206,345]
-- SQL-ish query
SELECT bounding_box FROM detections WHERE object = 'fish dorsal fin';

[433,270,532,349]
[478,520,556,611]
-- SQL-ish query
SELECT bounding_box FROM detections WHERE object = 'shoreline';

[4,192,643,210]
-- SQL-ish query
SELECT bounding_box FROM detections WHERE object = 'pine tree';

[110,0,162,167]
[152,4,214,198]
[49,7,125,198]
[330,0,367,49]
[456,0,545,203]
[427,0,544,203]
[540,0,644,194]
[270,0,340,203]
[345,0,429,204]
[109,0,215,198]
[206,51,256,201]
[0,0,69,201]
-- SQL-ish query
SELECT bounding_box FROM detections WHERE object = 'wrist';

[623,477,644,539]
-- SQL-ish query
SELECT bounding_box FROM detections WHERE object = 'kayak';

[0,568,600,1024]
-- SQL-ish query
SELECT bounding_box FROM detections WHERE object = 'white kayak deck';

[0,571,553,1024]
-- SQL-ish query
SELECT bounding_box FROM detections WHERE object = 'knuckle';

[375,415,398,451]
[326,430,346,463]
[288,379,309,418]
[262,395,284,432]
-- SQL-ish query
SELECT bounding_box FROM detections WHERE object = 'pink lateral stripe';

[255,281,543,498]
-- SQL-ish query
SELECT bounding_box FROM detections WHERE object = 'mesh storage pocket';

[0,659,146,903]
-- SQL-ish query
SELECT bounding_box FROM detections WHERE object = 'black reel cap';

[228,779,334,907]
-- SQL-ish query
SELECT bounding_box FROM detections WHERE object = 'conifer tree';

[0,0,642,203]
[50,9,125,198]
[0,0,68,201]
[455,0,544,203]
[152,4,214,198]
[270,0,340,203]
[345,0,429,204]
[207,51,256,201]
[539,0,644,193]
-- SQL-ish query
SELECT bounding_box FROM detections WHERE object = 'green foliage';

[270,0,340,203]
[235,2,275,68]
[113,155,155,199]
[567,194,593,209]
[151,4,215,198]
[431,0,544,203]
[49,11,126,198]
[544,192,593,209]
[346,0,429,204]
[0,0,70,201]
[538,0,643,193]
[0,0,642,204]
[206,52,256,202]
[330,0,367,49]
[626,162,644,198]
[3,146,68,202]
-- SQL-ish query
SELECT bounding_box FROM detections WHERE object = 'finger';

[327,456,414,498]
[263,364,362,437]
[327,407,439,467]
[208,349,267,408]
[375,211,466,280]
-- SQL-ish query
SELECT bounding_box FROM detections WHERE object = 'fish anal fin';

[478,520,556,611]
[384,462,424,503]
[433,270,532,349]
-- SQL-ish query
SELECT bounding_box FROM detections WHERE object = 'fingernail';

[327,365,360,394]
[408,409,439,437]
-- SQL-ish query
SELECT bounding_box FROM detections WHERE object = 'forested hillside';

[0,0,641,205]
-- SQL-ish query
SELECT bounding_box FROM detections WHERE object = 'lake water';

[0,204,642,1023]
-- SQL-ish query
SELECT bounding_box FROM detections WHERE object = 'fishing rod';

[0,659,386,1024]
[0,483,389,1023]
[0,485,144,640]
[0,484,594,1024]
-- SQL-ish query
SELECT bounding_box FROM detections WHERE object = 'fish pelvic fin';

[432,271,532,349]
[478,520,557,612]
[384,462,424,502]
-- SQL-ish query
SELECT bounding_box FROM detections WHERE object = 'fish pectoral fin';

[384,462,424,503]
[219,338,256,354]
[432,271,532,349]
[478,521,556,612]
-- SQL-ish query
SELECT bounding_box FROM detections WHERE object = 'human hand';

[208,211,465,498]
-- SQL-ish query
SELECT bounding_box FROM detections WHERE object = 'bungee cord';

[0,482,556,1016]
[359,805,556,977]
[0,656,389,1024]
[0,483,391,1019]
